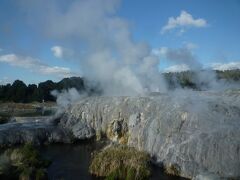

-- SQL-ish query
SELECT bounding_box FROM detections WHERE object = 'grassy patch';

[0,143,50,180]
[89,145,151,180]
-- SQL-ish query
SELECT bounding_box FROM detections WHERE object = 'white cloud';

[161,10,207,34]
[51,46,74,59]
[0,54,41,68]
[0,53,77,78]
[211,62,240,71]
[39,66,72,76]
[51,46,64,58]
[164,64,190,73]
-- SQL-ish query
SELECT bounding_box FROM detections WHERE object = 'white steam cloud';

[16,0,239,98]
[51,88,83,108]
[20,0,167,95]
[211,62,240,71]
[164,64,190,73]
[153,46,201,70]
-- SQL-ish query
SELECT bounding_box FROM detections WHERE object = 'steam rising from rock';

[19,0,239,101]
[20,0,166,96]
[11,2,240,178]
[51,88,83,108]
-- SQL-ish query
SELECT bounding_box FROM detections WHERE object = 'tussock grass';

[89,145,151,180]
[164,164,181,176]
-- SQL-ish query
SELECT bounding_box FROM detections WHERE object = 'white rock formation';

[60,90,240,179]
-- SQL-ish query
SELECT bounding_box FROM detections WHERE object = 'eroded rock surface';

[0,90,239,179]
[59,91,240,179]
[0,119,71,147]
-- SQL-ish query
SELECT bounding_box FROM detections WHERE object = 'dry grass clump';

[164,164,181,176]
[89,145,151,180]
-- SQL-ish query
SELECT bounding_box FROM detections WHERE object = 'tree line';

[0,77,85,103]
[164,69,240,90]
[0,69,239,103]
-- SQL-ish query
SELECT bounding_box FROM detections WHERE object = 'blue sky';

[0,0,240,85]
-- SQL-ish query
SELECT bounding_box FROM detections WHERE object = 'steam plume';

[20,0,167,95]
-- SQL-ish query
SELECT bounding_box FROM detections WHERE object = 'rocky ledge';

[59,91,240,179]
[0,118,71,147]
[0,90,239,179]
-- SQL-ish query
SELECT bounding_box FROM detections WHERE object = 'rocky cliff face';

[59,90,240,179]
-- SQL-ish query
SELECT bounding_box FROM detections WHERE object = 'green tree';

[9,80,27,102]
[38,80,56,101]
[26,84,38,102]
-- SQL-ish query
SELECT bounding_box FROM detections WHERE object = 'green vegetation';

[89,145,151,180]
[164,71,198,90]
[0,143,51,180]
[0,77,85,103]
[216,69,240,81]
[164,69,240,90]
